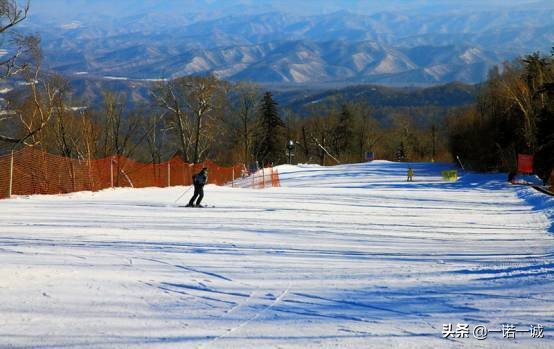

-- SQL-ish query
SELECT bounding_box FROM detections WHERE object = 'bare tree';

[138,110,166,163]
[98,91,141,158]
[501,63,537,152]
[231,81,259,164]
[49,74,73,157]
[0,1,50,148]
[0,0,31,79]
[187,75,227,163]
[153,75,227,163]
[153,78,192,161]
[0,0,28,33]
[0,39,62,147]
[73,108,99,161]
[305,110,338,166]
[353,103,381,162]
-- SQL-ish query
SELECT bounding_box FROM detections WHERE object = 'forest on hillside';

[449,51,554,181]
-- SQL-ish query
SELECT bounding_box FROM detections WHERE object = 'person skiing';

[187,167,209,207]
[407,167,414,182]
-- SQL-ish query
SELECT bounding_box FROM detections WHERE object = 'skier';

[507,171,517,183]
[407,167,414,182]
[187,167,209,207]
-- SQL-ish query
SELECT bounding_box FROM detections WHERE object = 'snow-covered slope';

[0,161,553,348]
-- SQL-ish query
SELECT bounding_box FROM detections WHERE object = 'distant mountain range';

[0,72,477,118]
[274,82,478,114]
[49,40,498,85]
[20,1,554,85]
[1,74,474,119]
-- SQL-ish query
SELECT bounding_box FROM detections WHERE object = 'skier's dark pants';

[189,184,204,206]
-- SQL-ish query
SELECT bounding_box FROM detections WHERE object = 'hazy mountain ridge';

[272,82,478,114]
[7,74,473,117]
[23,3,554,85]
[41,39,500,84]
[1,71,476,116]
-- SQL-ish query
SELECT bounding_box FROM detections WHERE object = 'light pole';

[287,139,295,165]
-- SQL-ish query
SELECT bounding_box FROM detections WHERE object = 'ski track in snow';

[0,161,553,348]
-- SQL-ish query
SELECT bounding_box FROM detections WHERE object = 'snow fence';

[231,167,281,189]
[0,147,265,199]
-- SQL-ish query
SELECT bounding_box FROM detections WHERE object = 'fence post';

[232,167,235,188]
[167,162,171,187]
[110,156,114,189]
[262,167,265,189]
[8,150,14,198]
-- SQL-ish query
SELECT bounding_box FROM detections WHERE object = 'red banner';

[517,154,534,174]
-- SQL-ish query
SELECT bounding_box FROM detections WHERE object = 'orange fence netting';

[232,167,281,189]
[0,147,277,199]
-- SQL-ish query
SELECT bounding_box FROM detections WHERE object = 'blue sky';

[28,0,551,21]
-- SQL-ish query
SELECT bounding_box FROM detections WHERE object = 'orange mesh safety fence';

[0,147,247,199]
[232,166,281,189]
[0,151,12,199]
[271,169,281,187]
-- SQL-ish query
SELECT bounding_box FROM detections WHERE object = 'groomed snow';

[0,161,553,348]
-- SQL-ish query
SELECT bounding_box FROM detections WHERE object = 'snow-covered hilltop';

[27,2,554,85]
[0,161,552,348]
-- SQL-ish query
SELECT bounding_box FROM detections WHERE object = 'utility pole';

[431,124,436,162]
[287,139,294,165]
[8,150,14,198]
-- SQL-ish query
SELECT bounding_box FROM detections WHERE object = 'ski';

[179,204,215,208]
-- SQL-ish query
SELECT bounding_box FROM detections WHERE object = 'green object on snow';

[442,170,458,182]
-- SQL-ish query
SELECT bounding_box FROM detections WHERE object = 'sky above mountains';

[28,0,553,21]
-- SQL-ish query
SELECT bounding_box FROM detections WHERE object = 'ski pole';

[173,186,193,204]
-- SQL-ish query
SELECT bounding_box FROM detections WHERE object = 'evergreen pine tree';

[256,92,284,165]
[396,141,406,162]
[333,104,354,158]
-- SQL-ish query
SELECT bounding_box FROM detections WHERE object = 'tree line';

[0,74,449,167]
[448,51,554,182]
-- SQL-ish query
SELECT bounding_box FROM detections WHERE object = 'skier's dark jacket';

[193,170,208,186]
